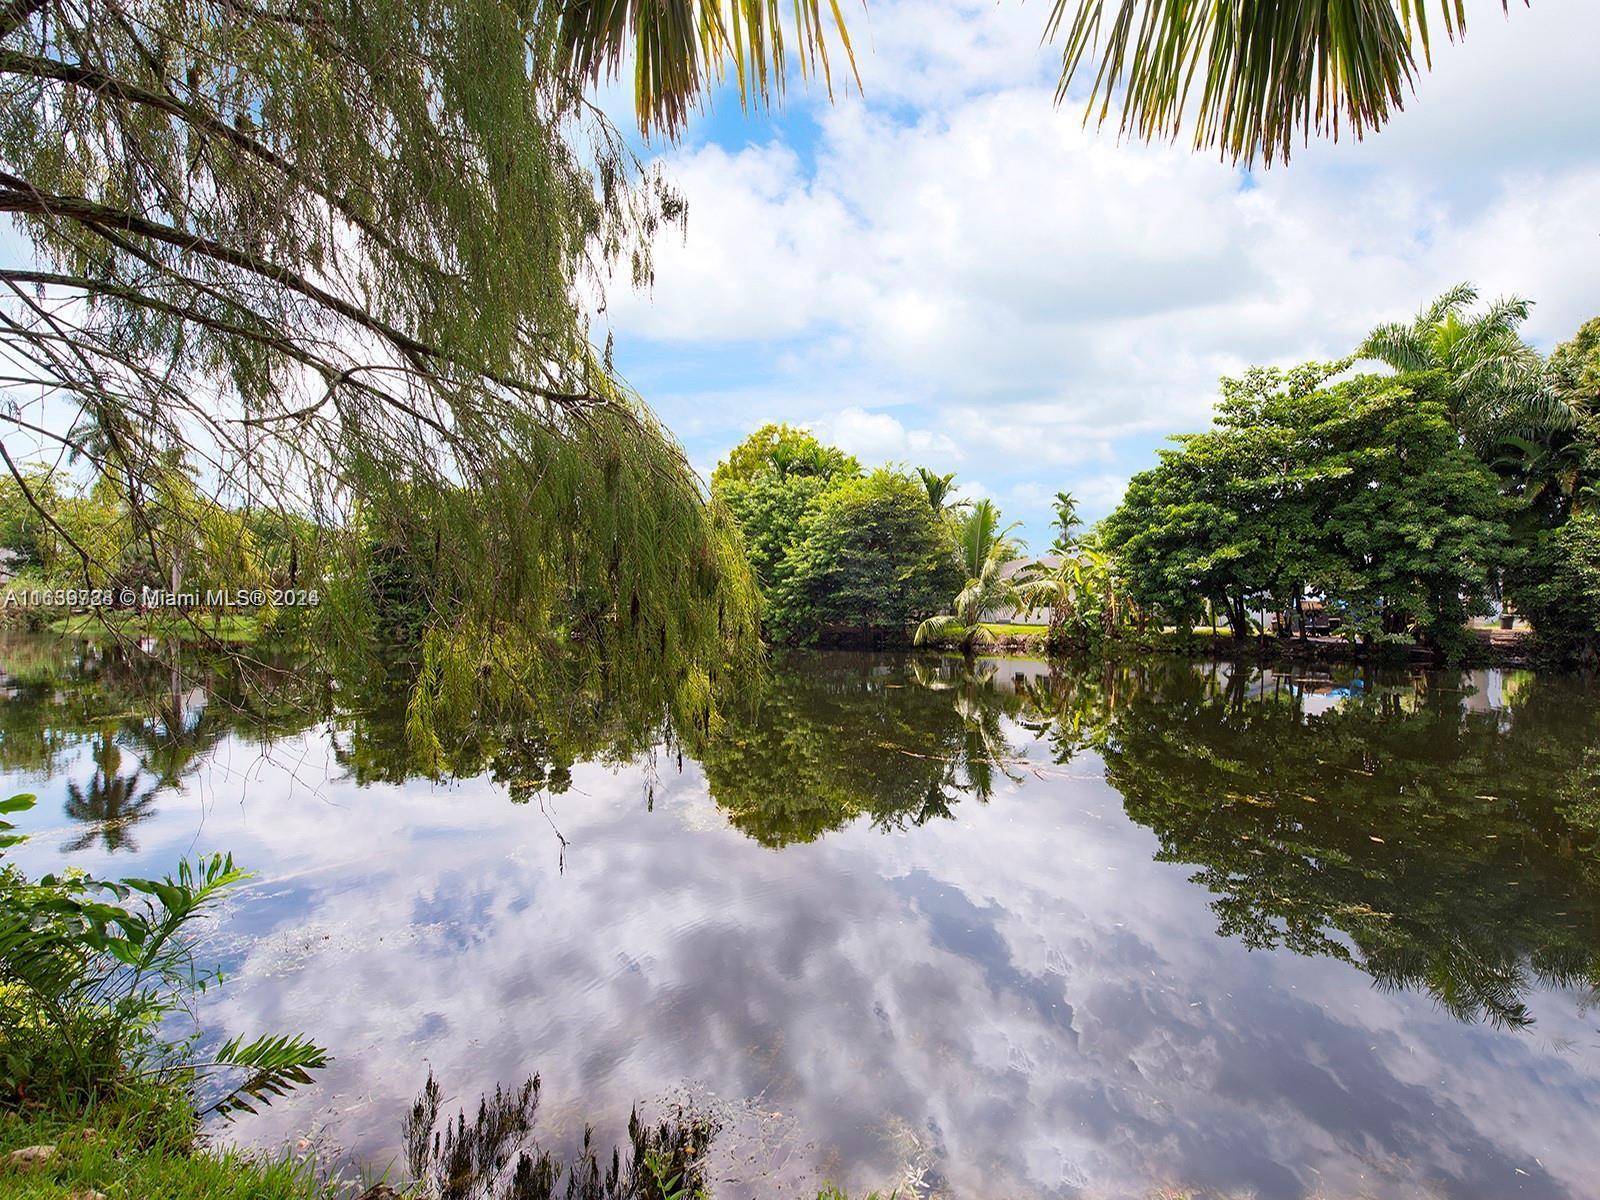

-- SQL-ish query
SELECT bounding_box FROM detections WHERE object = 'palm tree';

[916,467,959,513]
[1017,542,1120,647]
[915,500,1025,651]
[1048,490,1083,554]
[560,2,1519,162]
[1357,284,1558,449]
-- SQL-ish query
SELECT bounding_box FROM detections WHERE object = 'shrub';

[0,794,327,1116]
[1511,510,1600,665]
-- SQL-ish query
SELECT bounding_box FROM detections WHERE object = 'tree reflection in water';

[1022,658,1600,1029]
[5,632,1599,1030]
[701,651,1600,1029]
[697,653,1024,847]
[60,731,158,853]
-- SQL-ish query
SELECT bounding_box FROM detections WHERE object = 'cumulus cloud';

[810,406,959,464]
[601,1,1600,544]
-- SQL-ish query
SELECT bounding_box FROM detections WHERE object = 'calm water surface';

[3,636,1599,1199]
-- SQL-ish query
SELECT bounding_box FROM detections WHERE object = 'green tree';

[770,470,960,644]
[1507,510,1600,665]
[1017,538,1122,650]
[0,467,61,570]
[1103,365,1511,654]
[1048,491,1083,554]
[710,424,860,489]
[1496,316,1600,526]
[1549,317,1600,413]
[1,0,761,742]
[1357,284,1552,448]
[699,654,1017,846]
[1101,428,1264,639]
[915,467,959,513]
[914,499,1026,651]
[953,498,1023,580]
[710,425,861,604]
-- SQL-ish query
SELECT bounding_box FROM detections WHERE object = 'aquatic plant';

[403,1070,718,1200]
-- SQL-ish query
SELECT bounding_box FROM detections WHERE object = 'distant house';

[982,555,1062,625]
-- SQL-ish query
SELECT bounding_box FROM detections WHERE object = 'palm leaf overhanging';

[1046,0,1523,165]
[555,1,1521,159]
[554,0,859,138]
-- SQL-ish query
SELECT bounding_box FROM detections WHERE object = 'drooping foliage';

[1051,1,1525,165]
[0,0,761,745]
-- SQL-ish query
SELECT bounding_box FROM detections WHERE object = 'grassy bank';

[45,612,265,642]
[0,1078,334,1199]
[926,622,1540,667]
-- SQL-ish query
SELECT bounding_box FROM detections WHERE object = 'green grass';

[0,1080,338,1199]
[46,613,264,642]
[977,622,1048,638]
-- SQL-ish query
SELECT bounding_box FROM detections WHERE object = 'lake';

[2,634,1598,1199]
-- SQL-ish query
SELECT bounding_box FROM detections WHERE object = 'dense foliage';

[0,795,326,1115]
[699,654,1016,845]
[1103,364,1512,655]
[1041,660,1600,1029]
[1508,510,1600,666]
[1100,294,1600,662]
[768,471,959,644]
[711,428,961,645]
[0,0,763,753]
[912,500,1025,651]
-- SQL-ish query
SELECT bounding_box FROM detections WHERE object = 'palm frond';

[1048,2,1519,165]
[1357,321,1430,372]
[199,1033,331,1118]
[1420,281,1479,326]
[555,0,858,138]
[913,614,961,646]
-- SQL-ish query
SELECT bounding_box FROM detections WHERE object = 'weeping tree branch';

[0,437,95,586]
[0,0,765,752]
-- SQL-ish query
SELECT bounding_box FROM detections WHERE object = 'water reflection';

[699,656,1022,846]
[3,637,1600,1198]
[60,733,158,853]
[1077,661,1600,1030]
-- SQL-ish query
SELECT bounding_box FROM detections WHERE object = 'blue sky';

[595,0,1600,551]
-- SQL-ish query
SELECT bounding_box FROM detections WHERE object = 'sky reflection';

[3,645,1598,1199]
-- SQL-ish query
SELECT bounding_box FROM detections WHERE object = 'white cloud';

[810,405,959,465]
[602,0,1600,544]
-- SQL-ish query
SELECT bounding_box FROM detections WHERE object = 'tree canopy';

[1103,363,1511,653]
[769,469,960,644]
